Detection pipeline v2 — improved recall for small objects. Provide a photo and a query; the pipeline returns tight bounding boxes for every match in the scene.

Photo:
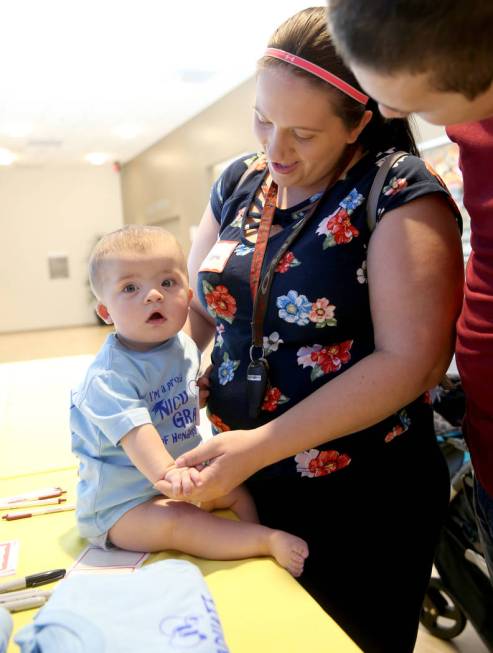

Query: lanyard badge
[246,349,269,419]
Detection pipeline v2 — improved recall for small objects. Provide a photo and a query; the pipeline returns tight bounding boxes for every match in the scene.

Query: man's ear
[96,303,113,325]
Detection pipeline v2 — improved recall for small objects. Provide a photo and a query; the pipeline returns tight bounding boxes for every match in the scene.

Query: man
[327,0,493,581]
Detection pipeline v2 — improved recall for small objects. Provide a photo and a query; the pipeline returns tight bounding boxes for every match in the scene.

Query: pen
[0,589,52,604]
[0,498,67,511]
[2,595,49,613]
[0,569,66,593]
[0,487,66,505]
[2,504,75,521]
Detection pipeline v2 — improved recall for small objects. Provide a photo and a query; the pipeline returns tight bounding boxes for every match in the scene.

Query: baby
[70,225,308,576]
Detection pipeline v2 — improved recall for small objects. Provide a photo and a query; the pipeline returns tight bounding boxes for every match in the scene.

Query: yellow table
[0,467,361,652]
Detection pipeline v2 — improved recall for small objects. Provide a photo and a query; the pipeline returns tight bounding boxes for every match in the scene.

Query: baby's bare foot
[269,531,309,577]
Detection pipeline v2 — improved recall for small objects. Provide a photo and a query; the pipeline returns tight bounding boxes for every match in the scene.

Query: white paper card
[0,540,19,577]
[68,545,148,576]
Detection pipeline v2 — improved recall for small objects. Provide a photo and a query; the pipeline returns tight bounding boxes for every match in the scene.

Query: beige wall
[0,166,123,333]
[120,78,448,257]
[120,77,258,253]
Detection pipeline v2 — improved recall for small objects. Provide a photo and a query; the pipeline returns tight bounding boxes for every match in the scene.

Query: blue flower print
[218,352,240,386]
[235,243,254,256]
[277,290,311,326]
[340,188,364,212]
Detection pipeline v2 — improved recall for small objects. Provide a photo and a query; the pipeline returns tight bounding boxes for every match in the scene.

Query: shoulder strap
[366,151,407,231]
[232,154,267,196]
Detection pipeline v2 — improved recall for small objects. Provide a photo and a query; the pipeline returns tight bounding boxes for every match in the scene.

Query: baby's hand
[155,465,202,498]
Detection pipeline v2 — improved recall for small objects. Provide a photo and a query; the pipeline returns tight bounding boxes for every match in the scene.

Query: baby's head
[89,225,192,351]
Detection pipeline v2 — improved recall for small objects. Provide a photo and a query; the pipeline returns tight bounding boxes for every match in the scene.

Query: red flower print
[262,387,282,412]
[308,450,351,477]
[326,208,359,244]
[205,285,237,321]
[295,449,351,477]
[208,413,231,432]
[310,340,352,374]
[261,387,289,412]
[276,251,295,273]
[422,391,432,405]
[383,176,408,196]
[384,425,404,443]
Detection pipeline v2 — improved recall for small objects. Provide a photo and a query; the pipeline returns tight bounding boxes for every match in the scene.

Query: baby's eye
[122,283,137,293]
[161,279,175,288]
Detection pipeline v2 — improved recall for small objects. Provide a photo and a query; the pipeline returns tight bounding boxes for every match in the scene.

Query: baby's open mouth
[147,311,165,323]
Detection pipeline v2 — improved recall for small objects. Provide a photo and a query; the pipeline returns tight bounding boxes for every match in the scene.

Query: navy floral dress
[199,150,459,478]
[197,150,460,653]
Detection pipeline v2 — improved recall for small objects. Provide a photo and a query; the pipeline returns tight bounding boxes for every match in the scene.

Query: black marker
[0,569,66,593]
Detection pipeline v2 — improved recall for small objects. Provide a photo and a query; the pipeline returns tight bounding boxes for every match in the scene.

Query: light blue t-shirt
[15,560,229,653]
[0,607,12,653]
[71,332,202,539]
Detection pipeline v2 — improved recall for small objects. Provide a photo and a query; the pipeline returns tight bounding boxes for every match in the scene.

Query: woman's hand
[165,430,262,502]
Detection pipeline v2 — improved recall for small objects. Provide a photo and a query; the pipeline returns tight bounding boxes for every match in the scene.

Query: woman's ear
[347,109,373,144]
[96,303,113,325]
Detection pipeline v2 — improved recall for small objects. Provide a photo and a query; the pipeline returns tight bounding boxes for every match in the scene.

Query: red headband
[264,47,369,106]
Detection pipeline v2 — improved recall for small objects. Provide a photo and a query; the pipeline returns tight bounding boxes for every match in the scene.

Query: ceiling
[0,0,315,167]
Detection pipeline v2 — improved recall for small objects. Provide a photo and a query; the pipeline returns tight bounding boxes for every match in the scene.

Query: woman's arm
[184,203,219,352]
[173,194,464,500]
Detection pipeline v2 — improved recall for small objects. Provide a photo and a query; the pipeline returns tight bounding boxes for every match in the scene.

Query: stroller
[419,376,493,650]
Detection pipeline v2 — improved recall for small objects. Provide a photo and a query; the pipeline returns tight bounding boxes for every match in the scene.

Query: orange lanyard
[246,146,357,351]
[249,181,279,302]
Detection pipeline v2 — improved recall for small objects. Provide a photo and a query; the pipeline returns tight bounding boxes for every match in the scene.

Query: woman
[169,8,464,652]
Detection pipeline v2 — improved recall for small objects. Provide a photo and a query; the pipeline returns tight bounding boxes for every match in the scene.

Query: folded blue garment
[0,607,12,653]
[15,560,229,653]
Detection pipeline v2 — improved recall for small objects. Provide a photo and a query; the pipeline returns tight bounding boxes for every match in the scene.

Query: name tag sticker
[199,240,239,274]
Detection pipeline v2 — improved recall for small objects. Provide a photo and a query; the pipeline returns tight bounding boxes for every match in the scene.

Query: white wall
[413,116,447,145]
[0,166,123,333]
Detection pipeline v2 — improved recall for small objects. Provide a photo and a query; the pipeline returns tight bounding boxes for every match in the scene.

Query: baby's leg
[202,484,259,522]
[108,497,309,577]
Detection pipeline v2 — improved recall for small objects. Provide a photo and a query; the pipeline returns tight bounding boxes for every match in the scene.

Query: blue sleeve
[78,372,151,446]
[375,154,462,230]
[210,153,260,224]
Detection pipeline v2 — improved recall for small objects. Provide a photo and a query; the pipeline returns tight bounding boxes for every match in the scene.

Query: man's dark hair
[328,0,493,100]
[260,6,418,156]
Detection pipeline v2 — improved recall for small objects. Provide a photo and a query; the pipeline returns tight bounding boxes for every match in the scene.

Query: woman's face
[254,66,367,196]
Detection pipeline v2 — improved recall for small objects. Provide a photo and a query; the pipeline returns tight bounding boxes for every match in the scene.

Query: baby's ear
[96,303,113,325]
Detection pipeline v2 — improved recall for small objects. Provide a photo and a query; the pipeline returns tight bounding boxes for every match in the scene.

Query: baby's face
[98,244,192,351]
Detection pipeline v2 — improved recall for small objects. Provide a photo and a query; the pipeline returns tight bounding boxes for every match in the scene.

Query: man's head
[327,0,493,124]
[89,225,192,351]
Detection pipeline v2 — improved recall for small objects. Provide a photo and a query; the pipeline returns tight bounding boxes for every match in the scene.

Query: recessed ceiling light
[85,152,109,166]
[176,69,216,83]
[3,123,33,138]
[113,124,143,140]
[0,148,17,166]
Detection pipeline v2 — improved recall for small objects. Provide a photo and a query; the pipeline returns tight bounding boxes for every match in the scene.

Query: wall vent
[48,254,69,279]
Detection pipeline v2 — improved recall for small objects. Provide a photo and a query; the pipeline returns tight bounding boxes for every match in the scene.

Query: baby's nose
[145,288,164,302]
